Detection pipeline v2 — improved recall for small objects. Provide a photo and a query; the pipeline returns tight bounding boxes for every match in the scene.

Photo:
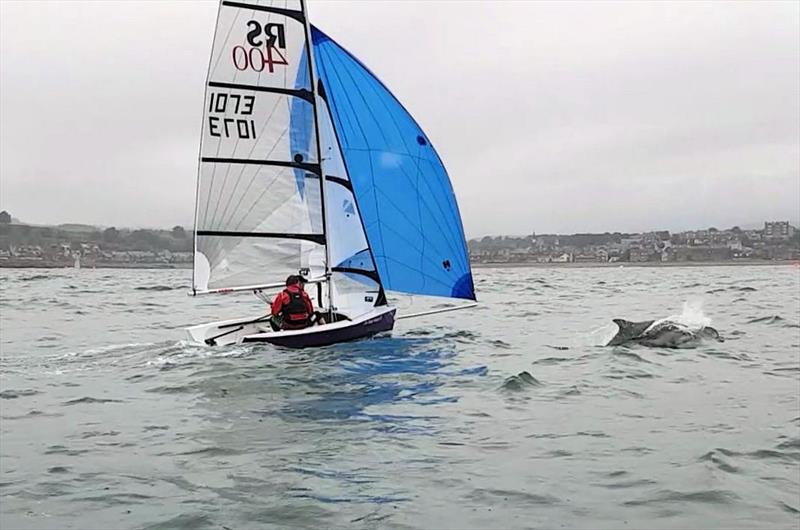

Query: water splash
[661,299,712,331]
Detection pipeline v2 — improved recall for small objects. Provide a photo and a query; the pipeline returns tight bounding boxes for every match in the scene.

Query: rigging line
[315,82,383,294]
[318,45,391,285]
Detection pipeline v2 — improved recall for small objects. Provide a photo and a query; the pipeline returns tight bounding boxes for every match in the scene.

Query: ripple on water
[468,488,561,505]
[0,389,41,399]
[62,397,124,406]
[624,489,740,507]
[699,450,741,474]
[746,315,785,325]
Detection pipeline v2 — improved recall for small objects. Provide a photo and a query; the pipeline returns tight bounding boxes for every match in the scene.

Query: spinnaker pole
[300,0,334,320]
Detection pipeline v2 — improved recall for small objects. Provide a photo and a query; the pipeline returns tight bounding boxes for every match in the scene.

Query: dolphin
[607,319,723,348]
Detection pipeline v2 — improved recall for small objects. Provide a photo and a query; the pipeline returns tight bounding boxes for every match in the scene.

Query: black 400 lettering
[208,92,257,139]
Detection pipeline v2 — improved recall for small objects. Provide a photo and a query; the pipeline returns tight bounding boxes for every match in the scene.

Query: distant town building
[763,221,795,240]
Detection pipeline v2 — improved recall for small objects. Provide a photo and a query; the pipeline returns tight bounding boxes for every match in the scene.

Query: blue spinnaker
[311,26,475,300]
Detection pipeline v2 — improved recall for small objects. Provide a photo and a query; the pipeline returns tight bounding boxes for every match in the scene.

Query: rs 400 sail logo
[232,21,288,73]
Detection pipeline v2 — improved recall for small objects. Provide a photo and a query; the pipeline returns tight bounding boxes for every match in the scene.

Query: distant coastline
[1,259,796,271]
[0,261,192,270]
[471,259,798,269]
[1,215,798,270]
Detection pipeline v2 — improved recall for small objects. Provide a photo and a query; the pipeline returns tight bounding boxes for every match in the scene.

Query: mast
[300,0,334,318]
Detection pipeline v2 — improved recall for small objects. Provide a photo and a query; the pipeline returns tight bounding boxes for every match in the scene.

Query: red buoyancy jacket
[271,285,314,329]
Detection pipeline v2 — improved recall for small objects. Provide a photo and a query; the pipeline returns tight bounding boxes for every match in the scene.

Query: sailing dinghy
[186,0,475,348]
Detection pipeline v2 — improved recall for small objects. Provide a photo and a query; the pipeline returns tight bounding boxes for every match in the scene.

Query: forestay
[311,27,475,301]
[193,0,324,293]
[289,32,383,315]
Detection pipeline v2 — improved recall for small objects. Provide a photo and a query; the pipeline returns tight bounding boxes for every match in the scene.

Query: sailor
[270,275,314,331]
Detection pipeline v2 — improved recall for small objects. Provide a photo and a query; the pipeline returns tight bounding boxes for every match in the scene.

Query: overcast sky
[1,0,798,237]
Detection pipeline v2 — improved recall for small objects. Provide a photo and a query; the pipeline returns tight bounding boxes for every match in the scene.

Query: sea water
[1,265,798,529]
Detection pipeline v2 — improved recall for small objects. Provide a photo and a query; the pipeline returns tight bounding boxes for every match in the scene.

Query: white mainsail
[193,0,325,294]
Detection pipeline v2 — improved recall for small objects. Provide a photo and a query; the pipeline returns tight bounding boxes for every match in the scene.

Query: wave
[134,285,179,291]
[0,389,40,399]
[624,489,739,506]
[532,356,572,365]
[468,488,560,505]
[62,396,124,406]
[776,438,800,450]
[177,446,243,457]
[708,446,800,463]
[19,274,51,282]
[501,371,542,391]
[746,315,784,324]
[699,450,740,474]
[779,502,800,514]
[597,478,658,489]
[611,350,651,363]
[1,409,64,420]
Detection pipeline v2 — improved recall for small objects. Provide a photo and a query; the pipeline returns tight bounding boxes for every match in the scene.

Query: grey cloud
[1,0,797,236]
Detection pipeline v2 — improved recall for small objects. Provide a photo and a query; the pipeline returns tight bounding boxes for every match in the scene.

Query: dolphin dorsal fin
[612,319,633,329]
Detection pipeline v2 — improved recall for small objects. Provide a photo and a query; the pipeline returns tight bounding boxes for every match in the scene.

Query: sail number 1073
[208,92,257,139]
